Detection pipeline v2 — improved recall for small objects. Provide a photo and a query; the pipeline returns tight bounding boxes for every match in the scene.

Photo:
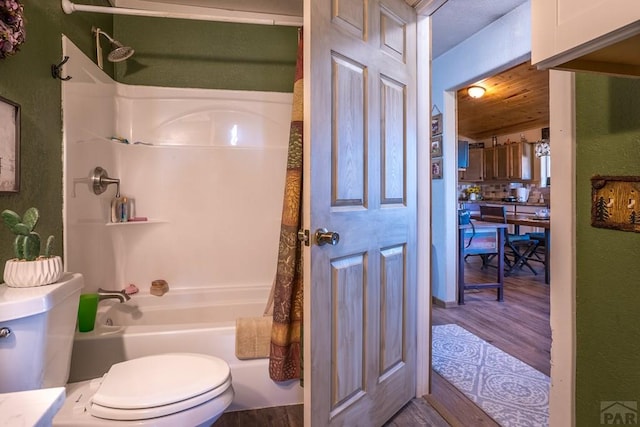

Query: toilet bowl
[54,353,234,426]
[0,273,234,426]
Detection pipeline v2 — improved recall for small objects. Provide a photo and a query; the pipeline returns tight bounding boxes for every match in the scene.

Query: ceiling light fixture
[467,86,486,99]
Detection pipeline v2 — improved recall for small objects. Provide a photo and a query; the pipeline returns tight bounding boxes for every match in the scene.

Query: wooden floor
[213,398,450,427]
[428,256,551,427]
[213,404,303,427]
[213,398,451,427]
[214,257,550,427]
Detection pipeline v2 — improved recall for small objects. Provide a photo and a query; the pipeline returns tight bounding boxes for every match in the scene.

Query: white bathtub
[68,286,303,411]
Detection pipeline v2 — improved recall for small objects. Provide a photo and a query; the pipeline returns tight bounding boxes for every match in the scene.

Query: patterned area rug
[432,324,550,427]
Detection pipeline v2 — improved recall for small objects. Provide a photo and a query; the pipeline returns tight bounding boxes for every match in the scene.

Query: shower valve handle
[315,228,340,246]
[91,166,120,196]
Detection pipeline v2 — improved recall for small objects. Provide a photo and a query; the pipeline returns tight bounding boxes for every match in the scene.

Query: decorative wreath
[0,0,25,59]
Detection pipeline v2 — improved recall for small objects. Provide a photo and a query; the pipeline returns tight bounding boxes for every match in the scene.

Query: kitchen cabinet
[483,143,532,181]
[459,148,483,182]
[495,145,509,180]
[532,0,640,76]
[508,142,533,180]
[483,148,497,181]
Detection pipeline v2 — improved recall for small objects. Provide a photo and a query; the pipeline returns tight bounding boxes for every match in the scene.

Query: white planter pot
[3,256,64,288]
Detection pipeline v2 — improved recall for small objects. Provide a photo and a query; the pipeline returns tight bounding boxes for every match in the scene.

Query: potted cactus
[2,207,63,287]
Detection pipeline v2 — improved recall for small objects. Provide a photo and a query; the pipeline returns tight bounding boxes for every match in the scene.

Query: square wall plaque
[591,175,640,232]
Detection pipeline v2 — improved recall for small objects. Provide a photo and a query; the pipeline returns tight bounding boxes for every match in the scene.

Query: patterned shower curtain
[269,31,303,383]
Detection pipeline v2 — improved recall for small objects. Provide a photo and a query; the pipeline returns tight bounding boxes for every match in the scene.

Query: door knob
[315,228,340,246]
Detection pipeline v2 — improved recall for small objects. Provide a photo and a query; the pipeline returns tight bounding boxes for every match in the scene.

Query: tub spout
[98,288,131,303]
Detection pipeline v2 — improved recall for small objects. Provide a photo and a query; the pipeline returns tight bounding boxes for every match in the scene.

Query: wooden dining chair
[479,205,538,275]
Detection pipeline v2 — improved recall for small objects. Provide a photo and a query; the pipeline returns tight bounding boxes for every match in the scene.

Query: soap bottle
[120,197,129,222]
[110,196,122,223]
[110,195,129,223]
[127,197,135,219]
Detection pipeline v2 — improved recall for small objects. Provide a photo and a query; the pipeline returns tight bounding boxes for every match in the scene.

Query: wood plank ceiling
[457,61,549,141]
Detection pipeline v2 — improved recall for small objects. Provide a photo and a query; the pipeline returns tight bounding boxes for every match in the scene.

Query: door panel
[307,0,417,425]
[333,0,367,38]
[332,53,366,207]
[380,5,407,62]
[380,76,406,205]
[331,254,366,410]
[380,245,406,376]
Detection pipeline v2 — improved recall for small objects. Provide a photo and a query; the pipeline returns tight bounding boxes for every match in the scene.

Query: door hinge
[297,229,310,246]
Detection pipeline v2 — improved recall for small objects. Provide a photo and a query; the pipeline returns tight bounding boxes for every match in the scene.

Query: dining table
[506,214,550,284]
[472,213,551,284]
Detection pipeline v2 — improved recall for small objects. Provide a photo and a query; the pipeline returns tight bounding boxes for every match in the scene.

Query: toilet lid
[88,353,231,420]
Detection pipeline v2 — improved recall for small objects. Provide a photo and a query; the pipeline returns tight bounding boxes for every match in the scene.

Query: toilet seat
[87,353,231,421]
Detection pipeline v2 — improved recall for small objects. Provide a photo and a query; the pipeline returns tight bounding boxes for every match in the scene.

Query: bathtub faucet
[98,288,131,303]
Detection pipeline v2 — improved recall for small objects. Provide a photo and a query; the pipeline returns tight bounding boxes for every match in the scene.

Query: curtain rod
[61,0,302,26]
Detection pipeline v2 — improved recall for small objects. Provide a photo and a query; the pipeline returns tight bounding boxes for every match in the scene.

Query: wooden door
[305,0,417,425]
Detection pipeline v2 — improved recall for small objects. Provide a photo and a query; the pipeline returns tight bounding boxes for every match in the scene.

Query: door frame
[415,12,432,398]
[546,69,576,427]
[420,69,576,426]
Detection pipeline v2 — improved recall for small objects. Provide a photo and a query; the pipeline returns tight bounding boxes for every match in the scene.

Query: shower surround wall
[63,37,291,294]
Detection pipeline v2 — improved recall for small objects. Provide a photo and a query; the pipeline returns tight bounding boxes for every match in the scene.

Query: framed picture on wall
[431,135,443,157]
[431,158,443,180]
[431,113,443,137]
[0,96,20,193]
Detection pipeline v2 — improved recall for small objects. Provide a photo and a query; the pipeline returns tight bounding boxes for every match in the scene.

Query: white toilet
[0,273,234,426]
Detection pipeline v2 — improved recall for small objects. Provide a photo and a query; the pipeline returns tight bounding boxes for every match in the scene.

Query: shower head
[91,26,135,69]
[107,41,135,63]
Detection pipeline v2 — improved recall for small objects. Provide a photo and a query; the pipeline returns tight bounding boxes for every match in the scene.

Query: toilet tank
[0,273,83,392]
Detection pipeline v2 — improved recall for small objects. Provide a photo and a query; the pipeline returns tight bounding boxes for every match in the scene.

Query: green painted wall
[576,73,640,425]
[0,3,296,276]
[114,16,298,92]
[0,1,112,272]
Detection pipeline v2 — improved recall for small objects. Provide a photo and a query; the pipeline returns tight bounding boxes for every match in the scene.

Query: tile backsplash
[458,182,550,205]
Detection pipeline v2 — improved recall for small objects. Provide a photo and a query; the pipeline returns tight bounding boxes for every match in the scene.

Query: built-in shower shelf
[76,136,124,145]
[105,219,167,227]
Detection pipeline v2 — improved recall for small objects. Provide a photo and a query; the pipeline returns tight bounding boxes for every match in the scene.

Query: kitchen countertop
[459,199,548,207]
